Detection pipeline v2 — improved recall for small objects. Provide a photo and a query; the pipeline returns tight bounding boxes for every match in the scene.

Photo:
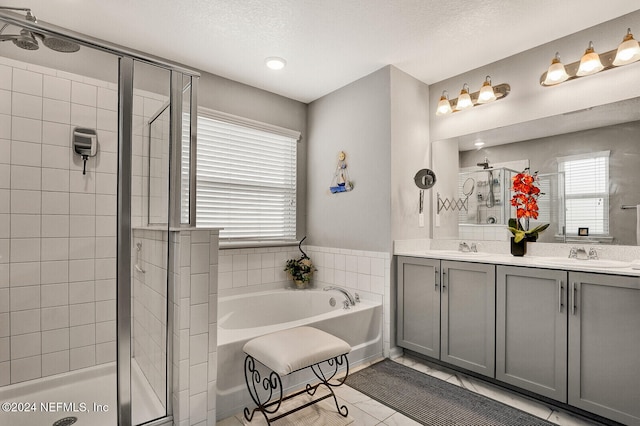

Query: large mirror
[433,97,640,245]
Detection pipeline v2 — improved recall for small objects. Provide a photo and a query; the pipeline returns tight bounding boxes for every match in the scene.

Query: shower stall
[0,7,201,426]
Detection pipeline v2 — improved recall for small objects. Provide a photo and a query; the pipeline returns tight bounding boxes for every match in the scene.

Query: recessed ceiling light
[474,141,485,147]
[265,57,286,70]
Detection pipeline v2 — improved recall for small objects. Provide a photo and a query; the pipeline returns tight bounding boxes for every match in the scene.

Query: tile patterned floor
[217,354,603,425]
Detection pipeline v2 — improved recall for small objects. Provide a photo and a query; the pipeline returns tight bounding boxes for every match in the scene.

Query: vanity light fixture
[265,56,286,70]
[436,76,510,116]
[613,28,640,66]
[454,83,473,111]
[576,41,604,76]
[477,76,497,104]
[540,28,640,86]
[436,91,453,116]
[543,52,570,85]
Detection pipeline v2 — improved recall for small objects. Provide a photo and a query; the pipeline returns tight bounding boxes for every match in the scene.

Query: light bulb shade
[613,31,640,66]
[436,96,452,115]
[477,81,496,104]
[543,54,569,85]
[576,43,604,76]
[454,92,473,110]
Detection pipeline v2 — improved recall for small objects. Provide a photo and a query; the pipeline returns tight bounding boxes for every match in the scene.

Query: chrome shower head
[12,29,39,50]
[39,34,80,53]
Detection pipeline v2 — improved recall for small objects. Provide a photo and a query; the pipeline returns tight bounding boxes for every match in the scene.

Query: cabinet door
[397,256,441,358]
[568,272,640,425]
[441,260,495,377]
[496,266,567,402]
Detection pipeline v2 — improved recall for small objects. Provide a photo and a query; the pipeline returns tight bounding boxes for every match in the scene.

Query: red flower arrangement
[508,168,549,242]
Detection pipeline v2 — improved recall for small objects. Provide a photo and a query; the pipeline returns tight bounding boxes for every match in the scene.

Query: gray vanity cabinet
[396,256,441,358]
[568,272,640,426]
[440,260,495,377]
[496,266,567,402]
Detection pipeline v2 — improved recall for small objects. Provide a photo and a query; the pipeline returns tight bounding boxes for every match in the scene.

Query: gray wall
[197,72,308,240]
[390,66,430,241]
[460,121,640,245]
[306,66,392,252]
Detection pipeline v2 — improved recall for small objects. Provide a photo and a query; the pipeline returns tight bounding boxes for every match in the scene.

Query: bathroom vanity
[396,251,640,426]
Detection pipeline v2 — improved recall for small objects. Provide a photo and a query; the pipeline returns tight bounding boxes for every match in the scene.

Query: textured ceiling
[6,0,640,103]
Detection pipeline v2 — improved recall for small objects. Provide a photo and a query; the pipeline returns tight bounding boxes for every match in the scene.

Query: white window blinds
[558,151,610,235]
[195,110,299,242]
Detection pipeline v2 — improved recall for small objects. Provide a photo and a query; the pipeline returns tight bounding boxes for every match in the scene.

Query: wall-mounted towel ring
[135,242,146,273]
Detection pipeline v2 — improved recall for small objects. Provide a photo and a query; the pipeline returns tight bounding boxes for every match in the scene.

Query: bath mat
[345,359,555,426]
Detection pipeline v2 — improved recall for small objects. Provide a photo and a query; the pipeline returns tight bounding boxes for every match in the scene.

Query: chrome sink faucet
[323,286,357,306]
[569,247,588,259]
[588,247,599,260]
[458,242,477,253]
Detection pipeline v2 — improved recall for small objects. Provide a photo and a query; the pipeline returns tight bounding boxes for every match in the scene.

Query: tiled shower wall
[0,57,119,385]
[0,56,169,387]
[217,244,392,356]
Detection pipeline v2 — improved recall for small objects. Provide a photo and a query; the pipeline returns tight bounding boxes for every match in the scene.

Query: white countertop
[395,248,640,277]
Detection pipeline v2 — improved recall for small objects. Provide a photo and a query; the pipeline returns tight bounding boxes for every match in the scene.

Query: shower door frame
[0,9,199,426]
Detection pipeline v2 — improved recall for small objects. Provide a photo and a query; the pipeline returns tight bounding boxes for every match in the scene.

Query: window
[558,151,610,236]
[193,109,300,242]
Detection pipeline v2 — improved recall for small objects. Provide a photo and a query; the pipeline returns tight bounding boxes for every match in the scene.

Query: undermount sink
[429,250,490,257]
[537,257,631,269]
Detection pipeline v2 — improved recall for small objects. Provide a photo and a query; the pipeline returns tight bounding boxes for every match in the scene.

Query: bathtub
[216,289,383,420]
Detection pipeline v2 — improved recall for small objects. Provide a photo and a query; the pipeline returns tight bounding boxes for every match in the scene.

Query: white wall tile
[69,237,95,260]
[11,355,41,383]
[42,122,70,147]
[0,139,8,164]
[95,258,115,280]
[95,237,116,259]
[12,93,42,120]
[43,75,71,101]
[69,216,95,238]
[70,103,96,128]
[0,190,7,213]
[69,281,95,304]
[11,116,41,144]
[97,88,117,111]
[0,90,9,115]
[96,320,115,343]
[42,350,69,376]
[41,283,68,307]
[41,215,69,238]
[69,170,95,193]
[0,313,8,337]
[0,164,8,189]
[10,262,40,286]
[0,289,7,313]
[95,300,115,322]
[11,165,41,190]
[95,216,115,237]
[41,306,69,331]
[42,328,69,354]
[10,309,40,335]
[70,300,96,329]
[189,334,208,366]
[189,362,207,395]
[95,279,115,301]
[40,261,68,284]
[96,341,115,364]
[97,108,117,132]
[95,194,116,216]
[42,168,69,192]
[10,214,40,238]
[12,190,40,214]
[10,285,40,310]
[12,69,42,96]
[70,323,95,347]
[69,259,94,283]
[0,337,7,362]
[0,65,11,91]
[72,82,97,107]
[190,274,208,305]
[190,304,207,336]
[42,145,70,170]
[10,238,40,262]
[95,172,116,195]
[70,193,95,216]
[70,345,94,370]
[43,98,71,124]
[11,332,41,359]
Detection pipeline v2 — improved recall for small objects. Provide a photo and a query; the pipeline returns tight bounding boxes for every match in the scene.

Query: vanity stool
[242,326,351,424]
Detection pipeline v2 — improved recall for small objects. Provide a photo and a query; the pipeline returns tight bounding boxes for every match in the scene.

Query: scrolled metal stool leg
[243,354,283,424]
[310,354,350,417]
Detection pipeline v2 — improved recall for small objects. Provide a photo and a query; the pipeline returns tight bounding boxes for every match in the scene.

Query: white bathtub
[216,289,383,420]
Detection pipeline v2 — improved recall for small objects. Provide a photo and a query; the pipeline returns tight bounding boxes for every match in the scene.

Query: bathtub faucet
[323,286,357,306]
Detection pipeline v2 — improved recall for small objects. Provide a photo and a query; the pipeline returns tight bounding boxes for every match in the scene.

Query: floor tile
[547,409,602,426]
[382,412,422,425]
[353,397,396,422]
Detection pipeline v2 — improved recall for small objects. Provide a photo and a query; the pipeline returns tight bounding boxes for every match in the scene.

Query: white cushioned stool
[242,326,351,424]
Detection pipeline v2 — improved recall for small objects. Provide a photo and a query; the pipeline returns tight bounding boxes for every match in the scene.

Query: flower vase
[510,237,527,257]
[294,280,308,289]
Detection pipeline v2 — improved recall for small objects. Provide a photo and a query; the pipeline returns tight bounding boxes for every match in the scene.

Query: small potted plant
[508,168,549,256]
[284,237,316,289]
[284,256,316,289]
